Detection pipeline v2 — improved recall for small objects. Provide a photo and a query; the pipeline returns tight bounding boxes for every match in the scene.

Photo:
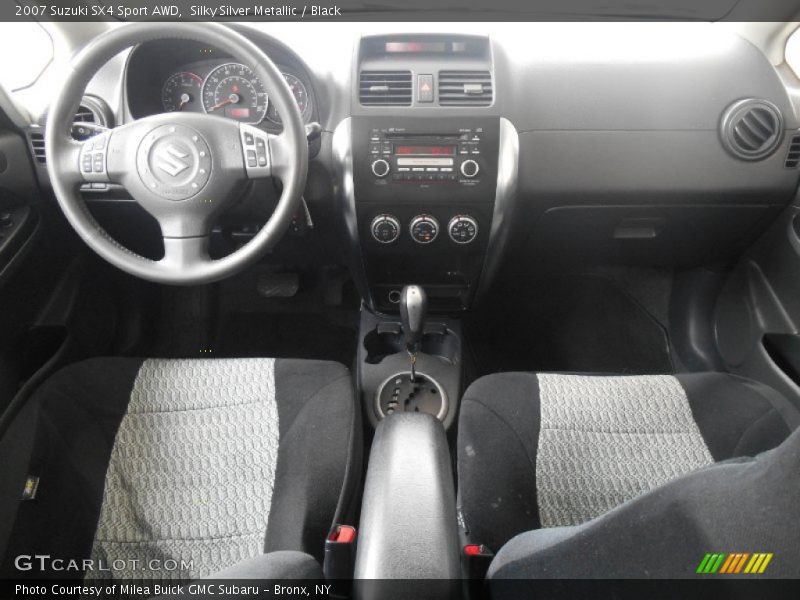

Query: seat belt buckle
[463,543,494,580]
[323,525,356,596]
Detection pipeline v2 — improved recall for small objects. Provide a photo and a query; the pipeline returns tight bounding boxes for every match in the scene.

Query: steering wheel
[45,23,308,285]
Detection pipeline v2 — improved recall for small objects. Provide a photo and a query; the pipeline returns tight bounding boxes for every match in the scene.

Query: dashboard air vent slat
[72,99,107,141]
[74,106,96,123]
[29,132,46,164]
[359,71,412,106]
[438,70,493,107]
[784,134,800,168]
[720,99,782,161]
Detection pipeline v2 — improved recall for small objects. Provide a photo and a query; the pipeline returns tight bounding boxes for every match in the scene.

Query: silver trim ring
[374,371,449,421]
[370,214,401,244]
[409,214,440,244]
[447,214,479,244]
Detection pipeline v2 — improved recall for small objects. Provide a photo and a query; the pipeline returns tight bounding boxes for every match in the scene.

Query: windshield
[0,20,53,91]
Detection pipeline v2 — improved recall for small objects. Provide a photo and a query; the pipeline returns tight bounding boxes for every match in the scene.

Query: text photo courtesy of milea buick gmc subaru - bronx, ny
[0,1,800,599]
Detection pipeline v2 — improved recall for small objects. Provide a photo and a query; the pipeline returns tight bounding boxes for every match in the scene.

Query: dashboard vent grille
[359,71,412,106]
[784,134,800,168]
[721,99,782,161]
[74,105,96,124]
[438,71,493,106]
[29,132,46,164]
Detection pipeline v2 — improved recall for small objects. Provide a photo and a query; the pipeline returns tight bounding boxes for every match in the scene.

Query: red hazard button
[418,74,434,103]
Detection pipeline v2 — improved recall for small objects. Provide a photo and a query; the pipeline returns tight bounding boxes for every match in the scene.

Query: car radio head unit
[368,129,483,183]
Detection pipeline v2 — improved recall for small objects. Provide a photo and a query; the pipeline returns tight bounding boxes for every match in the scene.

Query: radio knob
[448,215,479,244]
[371,159,391,178]
[409,215,440,244]
[460,159,480,178]
[370,214,401,244]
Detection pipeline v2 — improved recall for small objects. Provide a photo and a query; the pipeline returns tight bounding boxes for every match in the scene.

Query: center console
[353,116,501,313]
[331,34,519,431]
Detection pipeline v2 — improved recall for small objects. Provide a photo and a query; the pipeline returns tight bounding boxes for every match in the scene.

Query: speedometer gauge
[265,73,311,125]
[201,63,268,124]
[162,71,203,112]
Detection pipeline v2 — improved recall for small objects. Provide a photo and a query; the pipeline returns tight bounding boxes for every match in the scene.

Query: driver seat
[0,357,360,581]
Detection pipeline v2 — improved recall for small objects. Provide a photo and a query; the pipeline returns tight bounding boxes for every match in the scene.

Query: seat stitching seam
[95,531,263,543]
[540,426,704,435]
[125,398,268,415]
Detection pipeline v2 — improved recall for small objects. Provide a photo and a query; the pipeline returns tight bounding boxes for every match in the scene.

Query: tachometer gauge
[201,63,268,124]
[161,71,203,112]
[265,73,311,125]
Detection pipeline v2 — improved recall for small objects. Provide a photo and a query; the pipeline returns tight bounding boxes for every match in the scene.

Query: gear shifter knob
[400,285,428,353]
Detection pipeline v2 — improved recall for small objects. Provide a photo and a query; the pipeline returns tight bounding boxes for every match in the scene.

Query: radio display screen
[394,145,456,156]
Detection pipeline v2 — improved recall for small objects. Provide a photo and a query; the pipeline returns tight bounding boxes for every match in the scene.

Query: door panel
[715,203,800,409]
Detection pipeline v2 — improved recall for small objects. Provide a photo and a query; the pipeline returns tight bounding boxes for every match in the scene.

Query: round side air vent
[720,99,783,161]
[71,95,113,141]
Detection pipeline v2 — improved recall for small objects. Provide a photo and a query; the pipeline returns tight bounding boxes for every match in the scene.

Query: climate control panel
[370,214,401,244]
[448,215,479,244]
[409,215,439,244]
[369,213,479,245]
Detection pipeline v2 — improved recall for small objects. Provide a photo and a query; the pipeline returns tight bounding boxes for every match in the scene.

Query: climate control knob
[370,214,401,244]
[460,159,480,178]
[371,159,391,178]
[409,215,440,244]
[448,215,479,244]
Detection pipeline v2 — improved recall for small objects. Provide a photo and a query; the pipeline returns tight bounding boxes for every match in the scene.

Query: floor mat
[467,273,673,377]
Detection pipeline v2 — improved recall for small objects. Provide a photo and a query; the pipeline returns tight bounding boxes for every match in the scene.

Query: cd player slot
[384,133,462,140]
[397,157,455,167]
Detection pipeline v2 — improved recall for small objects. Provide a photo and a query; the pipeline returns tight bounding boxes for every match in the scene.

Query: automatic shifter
[400,285,428,381]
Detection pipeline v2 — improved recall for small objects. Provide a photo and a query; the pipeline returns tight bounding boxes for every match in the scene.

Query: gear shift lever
[400,285,427,381]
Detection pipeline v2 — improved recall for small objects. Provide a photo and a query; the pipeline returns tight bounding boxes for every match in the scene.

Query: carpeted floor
[466,272,673,377]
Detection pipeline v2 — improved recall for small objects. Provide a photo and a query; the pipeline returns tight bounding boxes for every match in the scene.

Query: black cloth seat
[487,427,800,586]
[0,357,360,581]
[457,372,799,555]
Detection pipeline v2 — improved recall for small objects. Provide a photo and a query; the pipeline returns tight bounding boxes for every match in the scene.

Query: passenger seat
[457,372,800,561]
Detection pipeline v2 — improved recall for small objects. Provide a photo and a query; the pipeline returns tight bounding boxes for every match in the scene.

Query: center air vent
[359,71,412,106]
[720,99,783,161]
[438,71,493,107]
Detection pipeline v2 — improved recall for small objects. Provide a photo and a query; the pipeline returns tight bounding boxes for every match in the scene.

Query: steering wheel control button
[371,158,391,178]
[256,138,268,167]
[137,124,211,201]
[448,215,479,244]
[239,123,271,178]
[79,133,111,182]
[371,214,401,244]
[410,215,440,244]
[460,159,480,178]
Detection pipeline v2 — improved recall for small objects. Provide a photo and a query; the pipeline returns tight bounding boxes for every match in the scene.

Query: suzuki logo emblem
[155,145,191,177]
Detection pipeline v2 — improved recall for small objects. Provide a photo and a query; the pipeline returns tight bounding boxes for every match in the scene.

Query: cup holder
[363,324,459,365]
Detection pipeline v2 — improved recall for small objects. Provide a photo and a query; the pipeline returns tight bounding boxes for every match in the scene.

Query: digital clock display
[395,145,456,156]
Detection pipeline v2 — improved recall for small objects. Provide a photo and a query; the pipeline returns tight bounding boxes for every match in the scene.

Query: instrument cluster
[159,61,313,126]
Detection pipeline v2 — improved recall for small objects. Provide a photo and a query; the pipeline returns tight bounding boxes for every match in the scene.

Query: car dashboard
[9,22,800,315]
